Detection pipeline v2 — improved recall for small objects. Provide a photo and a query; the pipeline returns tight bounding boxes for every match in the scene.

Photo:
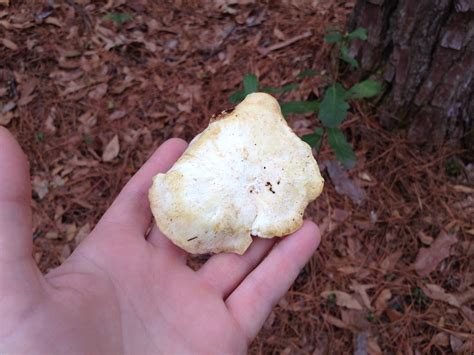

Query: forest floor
[1,1,473,354]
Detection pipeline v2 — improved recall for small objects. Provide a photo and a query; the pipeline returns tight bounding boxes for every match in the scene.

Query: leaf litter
[1,0,473,353]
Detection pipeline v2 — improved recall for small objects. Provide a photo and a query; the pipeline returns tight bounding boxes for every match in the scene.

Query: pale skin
[0,127,320,354]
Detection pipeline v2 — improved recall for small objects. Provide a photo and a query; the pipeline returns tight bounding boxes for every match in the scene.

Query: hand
[0,127,320,354]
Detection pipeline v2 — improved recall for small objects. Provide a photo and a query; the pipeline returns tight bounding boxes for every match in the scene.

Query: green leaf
[262,83,299,95]
[324,32,343,43]
[297,69,318,78]
[280,101,319,117]
[319,84,349,127]
[347,28,368,41]
[346,80,382,100]
[228,90,246,104]
[346,79,382,99]
[103,12,134,25]
[327,128,356,168]
[243,74,258,95]
[340,45,359,69]
[302,128,323,150]
[228,73,259,104]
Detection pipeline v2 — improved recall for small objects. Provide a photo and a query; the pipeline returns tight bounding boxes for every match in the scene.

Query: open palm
[0,127,320,354]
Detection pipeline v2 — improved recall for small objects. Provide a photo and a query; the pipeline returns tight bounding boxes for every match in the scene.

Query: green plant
[228,27,381,168]
[103,12,134,25]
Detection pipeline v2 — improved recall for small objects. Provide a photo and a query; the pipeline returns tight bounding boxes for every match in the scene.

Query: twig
[258,31,312,56]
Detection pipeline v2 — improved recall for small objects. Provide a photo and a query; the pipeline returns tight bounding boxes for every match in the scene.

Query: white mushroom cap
[149,93,324,254]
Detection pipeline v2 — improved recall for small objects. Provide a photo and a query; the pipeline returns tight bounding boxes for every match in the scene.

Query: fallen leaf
[421,284,461,307]
[45,17,62,27]
[379,250,403,274]
[59,244,71,263]
[45,231,59,240]
[461,305,474,322]
[412,231,458,276]
[32,176,49,199]
[75,223,91,245]
[0,0,11,6]
[450,335,463,353]
[417,231,434,245]
[18,80,36,106]
[2,101,16,113]
[1,38,18,50]
[78,111,97,128]
[374,289,392,315]
[324,160,366,205]
[349,282,375,309]
[88,83,108,100]
[108,110,127,121]
[385,307,403,322]
[64,223,77,242]
[452,184,474,193]
[431,332,449,347]
[367,337,382,355]
[322,313,348,329]
[102,135,120,162]
[455,287,474,304]
[321,291,363,310]
[44,110,57,133]
[0,111,13,125]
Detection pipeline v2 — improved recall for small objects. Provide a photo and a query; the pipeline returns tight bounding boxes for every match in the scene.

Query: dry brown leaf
[64,223,77,242]
[322,314,348,329]
[45,110,57,133]
[88,83,108,100]
[102,135,120,162]
[108,110,127,121]
[1,38,18,50]
[421,284,461,307]
[350,282,375,310]
[449,335,463,353]
[431,332,449,347]
[367,337,382,355]
[18,81,36,106]
[374,289,392,315]
[452,184,474,193]
[75,223,91,245]
[45,231,59,240]
[321,291,363,310]
[385,307,403,322]
[456,287,474,304]
[32,176,49,200]
[0,111,14,125]
[45,17,62,27]
[379,250,403,274]
[60,244,71,262]
[412,231,458,276]
[417,230,434,245]
[325,160,366,205]
[0,0,10,6]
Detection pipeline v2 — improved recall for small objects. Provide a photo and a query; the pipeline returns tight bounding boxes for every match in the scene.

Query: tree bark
[348,0,473,153]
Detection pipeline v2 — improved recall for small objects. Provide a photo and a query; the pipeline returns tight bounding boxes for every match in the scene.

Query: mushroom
[149,93,324,254]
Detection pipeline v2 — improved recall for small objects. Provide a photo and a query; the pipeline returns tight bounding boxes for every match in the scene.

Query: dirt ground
[1,1,473,353]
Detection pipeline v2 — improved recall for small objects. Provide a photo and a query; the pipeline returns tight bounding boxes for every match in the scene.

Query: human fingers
[95,138,187,239]
[147,224,187,262]
[225,221,320,342]
[197,238,275,298]
[0,127,33,262]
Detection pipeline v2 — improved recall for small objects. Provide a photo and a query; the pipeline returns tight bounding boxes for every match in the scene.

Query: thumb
[0,127,33,262]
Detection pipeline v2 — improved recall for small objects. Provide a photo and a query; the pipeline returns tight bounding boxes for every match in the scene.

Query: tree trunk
[347,0,473,153]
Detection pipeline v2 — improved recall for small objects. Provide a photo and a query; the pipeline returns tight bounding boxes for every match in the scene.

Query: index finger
[95,138,188,239]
